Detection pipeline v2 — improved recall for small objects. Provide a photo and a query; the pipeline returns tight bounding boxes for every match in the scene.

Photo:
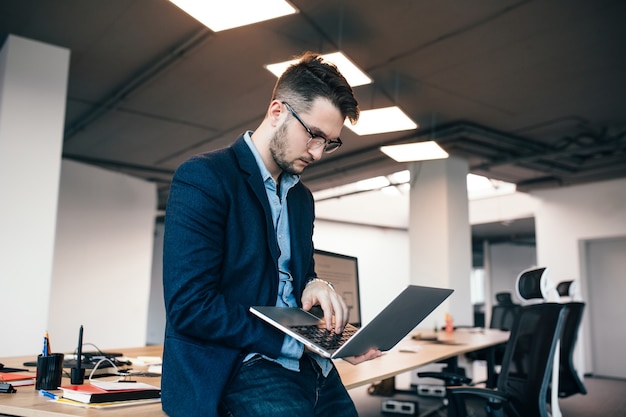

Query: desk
[0,329,508,417]
[0,346,164,417]
[336,328,509,390]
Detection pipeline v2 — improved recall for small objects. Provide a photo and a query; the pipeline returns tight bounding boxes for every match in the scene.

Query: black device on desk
[23,351,128,377]
[0,383,16,393]
[0,362,28,373]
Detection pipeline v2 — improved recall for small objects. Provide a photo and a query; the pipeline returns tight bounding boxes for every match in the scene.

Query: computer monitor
[313,249,362,326]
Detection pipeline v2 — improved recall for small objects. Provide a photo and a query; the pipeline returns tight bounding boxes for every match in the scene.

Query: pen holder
[35,353,64,390]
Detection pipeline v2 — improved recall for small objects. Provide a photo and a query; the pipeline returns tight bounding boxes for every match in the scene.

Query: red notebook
[0,372,35,387]
[59,383,160,404]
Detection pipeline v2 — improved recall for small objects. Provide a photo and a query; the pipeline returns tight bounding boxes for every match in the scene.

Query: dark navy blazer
[161,135,317,417]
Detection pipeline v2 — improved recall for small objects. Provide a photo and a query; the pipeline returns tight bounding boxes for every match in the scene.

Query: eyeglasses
[282,101,343,154]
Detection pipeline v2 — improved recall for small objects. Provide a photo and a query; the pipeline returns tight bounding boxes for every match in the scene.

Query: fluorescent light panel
[380,141,449,162]
[346,106,418,135]
[169,0,297,32]
[266,51,372,87]
[356,176,390,191]
[313,170,515,201]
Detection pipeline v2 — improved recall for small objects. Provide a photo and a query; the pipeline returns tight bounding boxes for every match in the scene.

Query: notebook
[250,284,453,359]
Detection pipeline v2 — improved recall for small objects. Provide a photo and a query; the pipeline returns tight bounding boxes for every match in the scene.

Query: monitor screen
[313,249,361,326]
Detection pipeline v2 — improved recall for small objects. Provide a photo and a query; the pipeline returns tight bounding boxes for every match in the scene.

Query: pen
[76,325,83,372]
[42,334,49,357]
[45,331,51,355]
[39,390,58,400]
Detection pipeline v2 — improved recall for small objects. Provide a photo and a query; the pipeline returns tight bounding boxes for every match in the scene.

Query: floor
[349,375,626,417]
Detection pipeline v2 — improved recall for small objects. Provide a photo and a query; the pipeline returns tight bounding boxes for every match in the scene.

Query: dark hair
[272,52,359,124]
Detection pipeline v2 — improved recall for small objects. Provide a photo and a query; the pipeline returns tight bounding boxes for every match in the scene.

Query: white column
[408,156,473,328]
[0,35,70,356]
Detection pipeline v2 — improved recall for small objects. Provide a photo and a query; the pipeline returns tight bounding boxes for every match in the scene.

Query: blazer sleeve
[163,151,284,359]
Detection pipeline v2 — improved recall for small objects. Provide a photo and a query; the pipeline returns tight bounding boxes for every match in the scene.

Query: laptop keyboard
[292,325,358,350]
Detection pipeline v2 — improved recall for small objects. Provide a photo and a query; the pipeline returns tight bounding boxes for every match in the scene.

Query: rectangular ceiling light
[380,141,449,162]
[345,106,418,135]
[266,51,372,87]
[169,0,298,32]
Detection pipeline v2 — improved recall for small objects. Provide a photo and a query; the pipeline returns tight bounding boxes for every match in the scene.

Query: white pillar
[0,35,70,356]
[408,157,473,328]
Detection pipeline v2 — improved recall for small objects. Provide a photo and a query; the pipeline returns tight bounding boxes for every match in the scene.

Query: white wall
[147,221,166,345]
[0,35,69,357]
[313,221,410,325]
[0,159,157,357]
[532,177,626,375]
[488,242,537,302]
[45,160,157,355]
[532,178,626,286]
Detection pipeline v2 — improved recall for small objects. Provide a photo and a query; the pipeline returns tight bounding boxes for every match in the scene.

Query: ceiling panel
[0,0,624,218]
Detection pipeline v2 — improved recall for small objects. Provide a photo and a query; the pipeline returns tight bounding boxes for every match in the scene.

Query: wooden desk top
[0,329,508,417]
[336,328,509,389]
[0,346,165,417]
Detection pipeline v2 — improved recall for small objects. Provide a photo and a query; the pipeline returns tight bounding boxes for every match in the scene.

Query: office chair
[490,292,520,331]
[519,273,588,397]
[551,280,587,399]
[445,302,567,417]
[556,280,578,301]
[461,292,520,387]
[552,301,587,398]
[515,266,560,303]
[515,266,564,417]
[414,293,520,415]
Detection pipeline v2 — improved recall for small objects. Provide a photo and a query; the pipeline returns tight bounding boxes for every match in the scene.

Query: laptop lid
[250,284,453,359]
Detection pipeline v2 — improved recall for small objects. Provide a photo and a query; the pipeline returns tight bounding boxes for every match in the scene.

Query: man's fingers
[343,349,383,365]
[302,279,349,333]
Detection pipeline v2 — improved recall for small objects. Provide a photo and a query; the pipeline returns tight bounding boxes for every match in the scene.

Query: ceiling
[1,0,625,214]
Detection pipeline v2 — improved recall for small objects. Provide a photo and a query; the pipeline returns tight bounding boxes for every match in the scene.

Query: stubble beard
[269,122,303,176]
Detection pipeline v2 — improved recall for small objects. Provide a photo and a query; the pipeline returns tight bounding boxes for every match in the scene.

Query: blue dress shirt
[243,132,333,376]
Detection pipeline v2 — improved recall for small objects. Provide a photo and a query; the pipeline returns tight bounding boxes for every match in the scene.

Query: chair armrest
[447,386,509,403]
[417,371,472,386]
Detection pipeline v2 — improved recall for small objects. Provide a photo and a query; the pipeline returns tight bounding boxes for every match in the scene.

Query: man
[162,52,380,417]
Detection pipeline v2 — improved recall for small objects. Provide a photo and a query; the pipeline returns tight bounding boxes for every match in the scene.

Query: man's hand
[343,348,383,365]
[301,279,348,333]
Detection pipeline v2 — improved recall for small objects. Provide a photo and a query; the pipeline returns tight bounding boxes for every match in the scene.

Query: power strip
[417,383,446,397]
[381,399,418,415]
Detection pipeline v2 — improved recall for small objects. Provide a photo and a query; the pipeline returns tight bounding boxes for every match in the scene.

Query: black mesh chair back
[516,267,549,301]
[556,281,574,298]
[554,302,587,398]
[448,303,567,417]
[490,304,520,331]
[490,292,520,331]
[495,292,514,305]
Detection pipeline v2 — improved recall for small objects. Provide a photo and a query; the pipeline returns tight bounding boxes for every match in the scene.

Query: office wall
[313,221,410,325]
[533,177,626,287]
[532,177,626,375]
[147,221,166,345]
[0,35,69,357]
[488,243,537,302]
[45,159,157,355]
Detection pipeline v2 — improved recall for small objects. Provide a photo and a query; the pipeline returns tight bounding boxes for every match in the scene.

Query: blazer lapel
[231,136,280,264]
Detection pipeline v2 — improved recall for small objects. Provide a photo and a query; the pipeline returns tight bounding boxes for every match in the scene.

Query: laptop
[250,284,453,359]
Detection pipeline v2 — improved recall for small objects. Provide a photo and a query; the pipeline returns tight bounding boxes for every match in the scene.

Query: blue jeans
[218,354,358,417]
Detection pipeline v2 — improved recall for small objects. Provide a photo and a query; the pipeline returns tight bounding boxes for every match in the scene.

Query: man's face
[269,98,344,176]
